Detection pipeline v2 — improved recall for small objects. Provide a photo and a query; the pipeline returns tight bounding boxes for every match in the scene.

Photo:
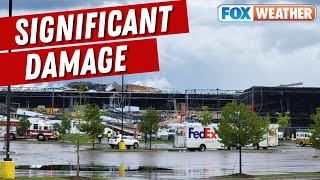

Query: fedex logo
[218,5,316,22]
[176,130,185,136]
[189,127,217,139]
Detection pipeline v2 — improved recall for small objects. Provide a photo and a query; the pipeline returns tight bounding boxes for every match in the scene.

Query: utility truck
[174,123,224,151]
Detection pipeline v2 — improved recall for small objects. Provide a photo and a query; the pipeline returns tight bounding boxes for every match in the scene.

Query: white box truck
[258,124,279,149]
[174,123,224,151]
[247,124,279,149]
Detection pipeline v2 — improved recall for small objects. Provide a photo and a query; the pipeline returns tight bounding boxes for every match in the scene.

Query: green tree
[61,110,72,134]
[55,110,72,141]
[276,112,290,137]
[217,101,269,174]
[53,123,61,132]
[18,114,30,135]
[80,104,105,150]
[310,108,320,149]
[200,106,212,126]
[66,133,90,177]
[251,115,270,147]
[139,107,160,149]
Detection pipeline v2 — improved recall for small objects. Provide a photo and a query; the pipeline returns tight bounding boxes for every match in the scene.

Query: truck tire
[133,142,139,149]
[299,141,305,146]
[9,133,16,140]
[199,144,206,152]
[37,134,46,141]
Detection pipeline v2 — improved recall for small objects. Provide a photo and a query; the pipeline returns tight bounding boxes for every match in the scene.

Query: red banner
[0,0,189,51]
[0,39,159,86]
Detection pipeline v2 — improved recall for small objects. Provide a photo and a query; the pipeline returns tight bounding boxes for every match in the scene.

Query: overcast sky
[0,0,319,92]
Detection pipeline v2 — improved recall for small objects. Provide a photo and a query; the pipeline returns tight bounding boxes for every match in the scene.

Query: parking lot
[0,139,318,179]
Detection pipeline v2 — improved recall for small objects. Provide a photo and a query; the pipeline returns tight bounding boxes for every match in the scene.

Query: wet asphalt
[0,139,319,179]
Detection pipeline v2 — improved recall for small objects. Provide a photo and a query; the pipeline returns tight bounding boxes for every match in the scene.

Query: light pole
[51,88,55,115]
[236,111,242,174]
[216,88,219,120]
[121,75,124,136]
[5,0,13,162]
[5,86,11,161]
[118,75,126,150]
[185,90,188,117]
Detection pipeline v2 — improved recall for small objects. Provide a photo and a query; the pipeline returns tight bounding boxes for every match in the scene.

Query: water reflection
[118,164,125,177]
[16,164,177,180]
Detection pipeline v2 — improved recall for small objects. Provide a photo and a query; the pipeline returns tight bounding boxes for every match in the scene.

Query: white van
[174,123,224,151]
[295,129,313,146]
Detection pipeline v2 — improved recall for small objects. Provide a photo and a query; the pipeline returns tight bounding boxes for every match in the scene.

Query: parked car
[108,135,139,149]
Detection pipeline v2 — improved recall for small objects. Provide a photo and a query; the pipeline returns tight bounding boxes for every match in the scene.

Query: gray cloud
[260,26,320,53]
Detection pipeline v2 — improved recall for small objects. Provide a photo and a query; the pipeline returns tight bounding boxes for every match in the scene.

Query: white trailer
[174,123,224,151]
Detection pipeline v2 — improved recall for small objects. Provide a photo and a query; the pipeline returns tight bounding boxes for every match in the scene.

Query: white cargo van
[174,123,224,151]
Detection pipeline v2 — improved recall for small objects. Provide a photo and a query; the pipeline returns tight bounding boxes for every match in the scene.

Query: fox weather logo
[218,5,316,22]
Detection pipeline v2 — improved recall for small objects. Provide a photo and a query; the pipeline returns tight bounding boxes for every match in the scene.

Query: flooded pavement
[0,140,319,179]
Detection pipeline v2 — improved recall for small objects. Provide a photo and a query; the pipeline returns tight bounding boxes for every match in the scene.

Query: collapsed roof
[0,103,17,115]
[67,82,161,93]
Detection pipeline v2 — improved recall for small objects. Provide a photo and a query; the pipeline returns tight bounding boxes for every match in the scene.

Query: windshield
[111,135,120,139]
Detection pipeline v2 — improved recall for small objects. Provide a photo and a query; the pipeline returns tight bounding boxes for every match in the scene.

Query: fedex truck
[174,123,224,151]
